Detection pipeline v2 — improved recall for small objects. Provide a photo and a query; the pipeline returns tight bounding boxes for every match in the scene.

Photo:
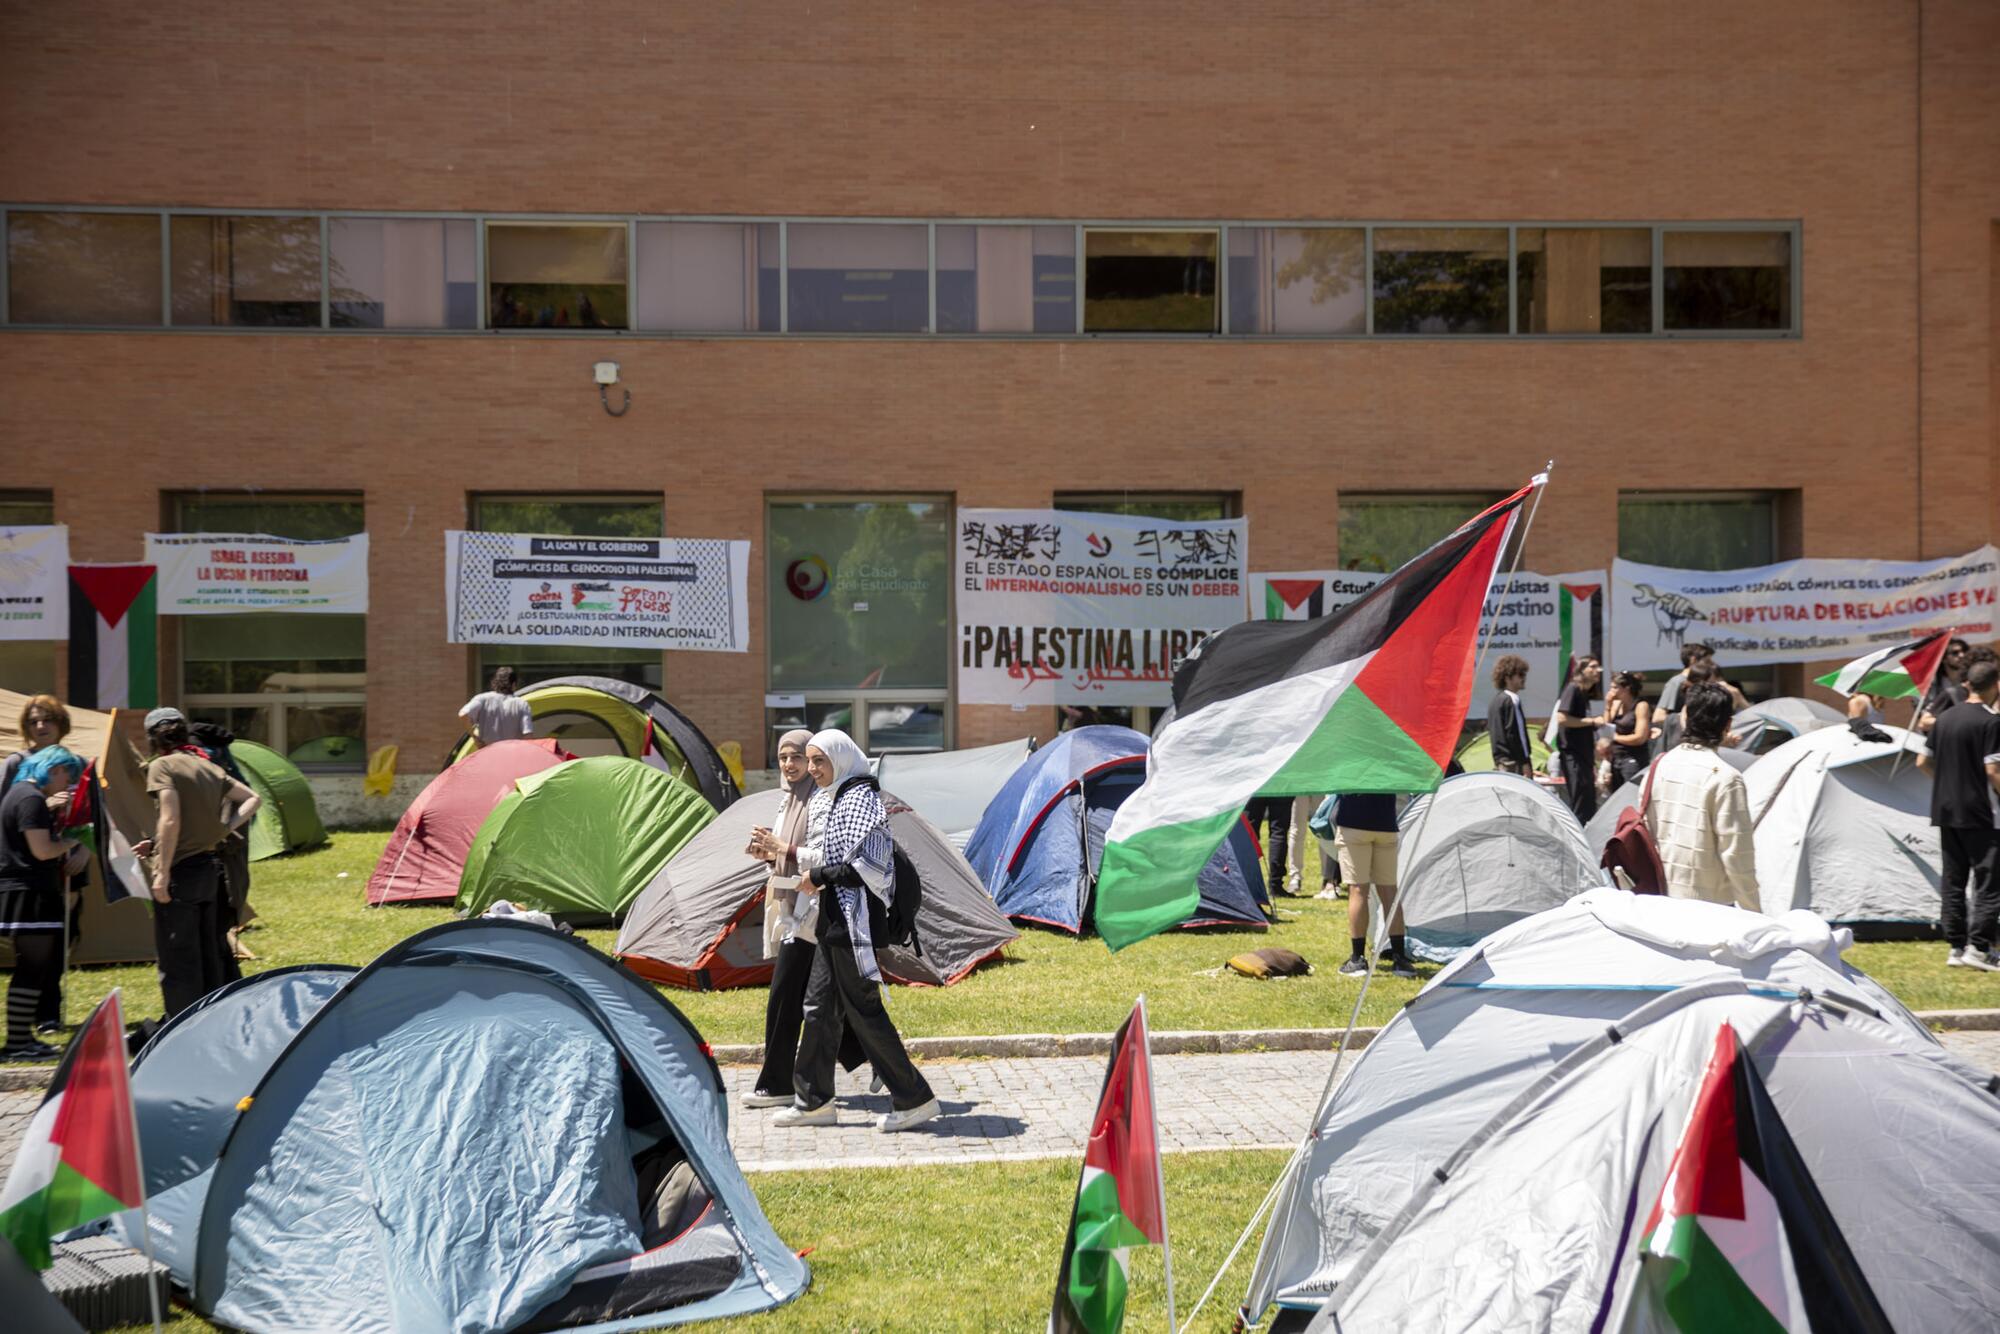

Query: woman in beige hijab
[742,729,819,1106]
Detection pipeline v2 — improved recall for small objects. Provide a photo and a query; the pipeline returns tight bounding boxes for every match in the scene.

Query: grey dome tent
[1390,771,1602,960]
[872,736,1035,848]
[1730,695,1845,755]
[617,787,1017,989]
[1581,746,1754,854]
[1743,722,1940,934]
[101,921,807,1332]
[1243,891,2000,1332]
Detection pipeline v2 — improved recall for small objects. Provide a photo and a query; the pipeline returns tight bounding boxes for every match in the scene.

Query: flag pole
[1887,625,1956,784]
[1138,996,1176,1334]
[108,990,165,1334]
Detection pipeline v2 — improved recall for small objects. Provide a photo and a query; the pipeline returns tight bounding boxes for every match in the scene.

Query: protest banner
[445,531,750,653]
[1610,546,2000,671]
[1247,569,1384,622]
[145,532,368,614]
[957,509,1248,705]
[0,525,68,639]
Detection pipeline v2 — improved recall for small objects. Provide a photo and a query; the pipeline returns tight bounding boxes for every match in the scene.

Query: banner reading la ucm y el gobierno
[445,530,750,652]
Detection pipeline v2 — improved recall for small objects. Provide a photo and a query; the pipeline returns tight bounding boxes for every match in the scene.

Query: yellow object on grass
[364,744,399,797]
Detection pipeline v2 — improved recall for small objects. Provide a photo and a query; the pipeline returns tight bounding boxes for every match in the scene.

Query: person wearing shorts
[1334,792,1412,978]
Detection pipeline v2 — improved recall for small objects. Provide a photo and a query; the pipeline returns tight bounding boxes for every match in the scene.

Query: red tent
[366,738,571,906]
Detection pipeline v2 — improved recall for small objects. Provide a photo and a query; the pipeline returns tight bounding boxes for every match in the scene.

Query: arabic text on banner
[0,525,69,640]
[957,508,1247,705]
[145,532,369,615]
[1610,545,2000,671]
[444,531,750,653]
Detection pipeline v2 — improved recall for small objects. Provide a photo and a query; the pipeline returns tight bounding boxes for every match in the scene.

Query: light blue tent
[101,922,808,1332]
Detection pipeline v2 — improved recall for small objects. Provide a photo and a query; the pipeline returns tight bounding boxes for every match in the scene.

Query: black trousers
[1244,796,1292,897]
[793,930,933,1113]
[1560,750,1598,824]
[156,853,227,1018]
[754,936,864,1096]
[1940,826,2000,952]
[6,932,62,1047]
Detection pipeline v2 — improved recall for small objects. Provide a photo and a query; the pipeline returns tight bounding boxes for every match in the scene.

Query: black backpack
[884,845,923,955]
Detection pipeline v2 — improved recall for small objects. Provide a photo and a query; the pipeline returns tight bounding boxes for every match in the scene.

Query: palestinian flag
[1094,479,1540,950]
[1264,578,1324,621]
[1813,629,1952,700]
[1051,999,1167,1334]
[67,564,157,710]
[0,992,144,1270]
[1638,1024,1891,1333]
[58,761,146,905]
[1558,580,1603,675]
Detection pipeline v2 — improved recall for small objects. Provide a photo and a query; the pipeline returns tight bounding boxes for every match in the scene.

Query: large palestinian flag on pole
[1813,628,1952,701]
[1050,999,1168,1334]
[1638,1023,1891,1333]
[1094,478,1541,950]
[0,992,144,1270]
[67,564,157,710]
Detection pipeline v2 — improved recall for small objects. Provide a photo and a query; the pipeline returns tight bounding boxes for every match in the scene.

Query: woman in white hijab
[771,728,940,1133]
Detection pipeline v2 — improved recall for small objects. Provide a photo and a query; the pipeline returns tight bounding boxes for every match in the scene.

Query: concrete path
[4,1032,1996,1177]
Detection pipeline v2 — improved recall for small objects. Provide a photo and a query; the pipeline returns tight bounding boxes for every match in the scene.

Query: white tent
[1731,695,1844,755]
[1391,772,1603,960]
[1743,723,1938,931]
[1242,891,1999,1333]
[872,737,1035,849]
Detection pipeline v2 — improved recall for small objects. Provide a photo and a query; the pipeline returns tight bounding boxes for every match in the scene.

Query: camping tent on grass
[872,736,1035,848]
[963,725,1268,934]
[1390,771,1602,960]
[617,788,1018,989]
[107,922,808,1332]
[232,738,327,861]
[1743,722,1939,933]
[366,738,570,906]
[457,756,716,925]
[1580,746,1755,854]
[1242,891,1999,1332]
[1731,694,1845,755]
[447,676,739,812]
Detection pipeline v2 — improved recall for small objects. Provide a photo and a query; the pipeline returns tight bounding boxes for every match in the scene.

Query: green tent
[233,738,329,861]
[1454,726,1552,774]
[457,756,716,924]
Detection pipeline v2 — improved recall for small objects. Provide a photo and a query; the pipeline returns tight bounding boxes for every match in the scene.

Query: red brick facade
[2,1,1995,763]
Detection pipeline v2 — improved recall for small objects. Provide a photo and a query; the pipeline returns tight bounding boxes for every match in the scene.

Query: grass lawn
[40,829,1998,1050]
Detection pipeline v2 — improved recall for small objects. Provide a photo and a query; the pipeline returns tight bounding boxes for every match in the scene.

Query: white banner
[0,525,68,640]
[445,531,750,653]
[1248,569,1385,622]
[1611,546,2000,671]
[145,532,368,614]
[957,509,1247,705]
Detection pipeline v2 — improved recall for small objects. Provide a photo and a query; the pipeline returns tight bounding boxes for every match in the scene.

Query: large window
[1516,228,1651,334]
[765,498,951,756]
[0,491,58,694]
[486,222,627,330]
[936,225,1076,334]
[634,222,778,332]
[1663,230,1792,332]
[1619,491,1784,701]
[1372,228,1509,335]
[785,224,929,334]
[176,496,367,769]
[1083,229,1218,333]
[330,218,477,329]
[170,214,322,327]
[6,212,161,326]
[469,494,665,690]
[1227,227,1365,335]
[1337,492,1505,572]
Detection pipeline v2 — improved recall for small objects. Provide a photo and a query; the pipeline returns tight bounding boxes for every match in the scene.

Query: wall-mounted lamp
[594,361,630,417]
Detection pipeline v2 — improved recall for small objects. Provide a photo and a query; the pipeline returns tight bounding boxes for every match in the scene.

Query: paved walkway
[4,1033,1996,1176]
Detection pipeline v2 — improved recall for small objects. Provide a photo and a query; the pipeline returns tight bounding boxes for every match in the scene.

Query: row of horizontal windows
[0,209,1799,338]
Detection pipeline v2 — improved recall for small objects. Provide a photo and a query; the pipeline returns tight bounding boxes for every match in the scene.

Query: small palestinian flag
[1558,580,1603,674]
[58,762,146,905]
[1051,999,1167,1334]
[1814,629,1952,701]
[0,992,144,1270]
[1638,1024,1891,1333]
[1094,478,1540,949]
[67,564,157,710]
[1264,578,1324,621]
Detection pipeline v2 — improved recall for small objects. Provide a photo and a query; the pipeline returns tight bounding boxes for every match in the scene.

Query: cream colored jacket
[1642,742,1759,909]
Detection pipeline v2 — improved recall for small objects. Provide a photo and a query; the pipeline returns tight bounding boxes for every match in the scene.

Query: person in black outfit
[1916,638,1971,735]
[1605,671,1653,791]
[1915,660,2000,970]
[1554,655,1606,823]
[1243,796,1294,898]
[1486,654,1533,776]
[1,746,87,1060]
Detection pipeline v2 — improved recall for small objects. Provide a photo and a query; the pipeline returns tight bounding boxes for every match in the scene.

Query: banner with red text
[957,509,1248,705]
[1610,546,2000,671]
[145,532,368,614]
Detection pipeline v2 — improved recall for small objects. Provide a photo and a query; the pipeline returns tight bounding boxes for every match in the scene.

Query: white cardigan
[1643,743,1760,909]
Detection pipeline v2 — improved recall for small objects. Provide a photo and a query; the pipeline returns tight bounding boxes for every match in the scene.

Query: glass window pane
[329,218,476,329]
[785,224,928,333]
[1516,228,1652,334]
[634,222,778,332]
[284,705,366,767]
[1084,230,1217,333]
[170,215,321,327]
[767,500,951,690]
[1371,227,1508,334]
[1663,230,1791,331]
[174,497,364,540]
[486,222,627,330]
[1617,494,1776,570]
[936,225,1076,334]
[868,701,945,752]
[6,211,162,325]
[1338,493,1503,572]
[184,705,273,751]
[1227,227,1364,335]
[1054,494,1233,522]
[182,613,366,693]
[0,491,55,527]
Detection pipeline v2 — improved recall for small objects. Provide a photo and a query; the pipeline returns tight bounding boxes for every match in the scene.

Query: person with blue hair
[1,744,87,1059]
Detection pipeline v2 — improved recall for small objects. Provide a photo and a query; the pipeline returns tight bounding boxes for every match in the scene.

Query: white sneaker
[1962,950,2000,973]
[1946,947,1967,967]
[772,1101,838,1127]
[876,1097,941,1133]
[742,1089,791,1108]
[1286,871,1302,894]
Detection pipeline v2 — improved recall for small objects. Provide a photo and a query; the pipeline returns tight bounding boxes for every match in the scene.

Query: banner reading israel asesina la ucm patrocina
[444,531,751,653]
[956,508,1248,706]
[1610,545,2000,671]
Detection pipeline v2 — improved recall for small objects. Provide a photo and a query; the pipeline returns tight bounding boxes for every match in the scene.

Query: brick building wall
[1,1,1994,764]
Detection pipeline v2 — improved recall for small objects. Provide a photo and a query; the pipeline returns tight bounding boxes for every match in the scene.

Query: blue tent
[963,725,1269,934]
[101,922,808,1332]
